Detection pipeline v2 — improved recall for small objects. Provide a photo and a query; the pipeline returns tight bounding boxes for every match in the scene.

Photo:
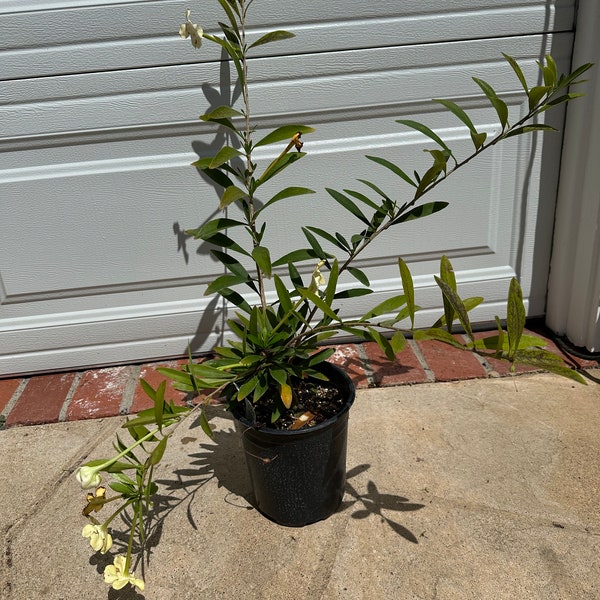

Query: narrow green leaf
[439,255,457,333]
[357,178,391,201]
[396,119,452,152]
[434,276,474,342]
[191,159,235,188]
[333,288,373,299]
[197,409,214,439]
[528,85,551,110]
[392,201,449,225]
[298,287,340,322]
[249,30,295,49]
[348,266,370,286]
[251,245,272,278]
[150,436,168,465]
[365,156,417,187]
[325,260,339,306]
[305,226,351,254]
[205,273,248,295]
[200,106,244,122]
[202,232,251,256]
[209,146,243,169]
[540,54,557,87]
[398,258,416,328]
[433,98,477,134]
[470,130,487,151]
[186,218,244,241]
[255,125,315,148]
[302,227,329,260]
[219,185,246,210]
[390,331,406,354]
[258,186,315,213]
[367,327,395,360]
[505,124,557,138]
[256,152,305,185]
[413,327,466,349]
[362,294,407,320]
[503,53,529,94]
[272,248,321,267]
[326,188,371,225]
[472,77,509,129]
[506,277,526,360]
[273,274,293,312]
[211,250,252,280]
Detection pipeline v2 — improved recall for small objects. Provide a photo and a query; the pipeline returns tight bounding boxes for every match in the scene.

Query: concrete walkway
[2,371,599,599]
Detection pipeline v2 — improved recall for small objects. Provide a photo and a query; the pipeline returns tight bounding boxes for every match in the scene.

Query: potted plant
[75,0,591,590]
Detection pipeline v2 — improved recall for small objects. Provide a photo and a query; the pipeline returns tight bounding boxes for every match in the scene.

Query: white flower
[104,555,145,591]
[82,523,113,554]
[75,465,102,489]
[179,9,203,48]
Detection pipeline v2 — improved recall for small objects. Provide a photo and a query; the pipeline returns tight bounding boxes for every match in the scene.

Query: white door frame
[546,0,600,351]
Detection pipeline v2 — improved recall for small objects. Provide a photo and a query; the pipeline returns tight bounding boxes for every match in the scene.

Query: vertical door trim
[546,0,600,351]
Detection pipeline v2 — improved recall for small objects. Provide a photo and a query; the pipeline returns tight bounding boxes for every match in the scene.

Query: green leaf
[272,248,321,267]
[348,266,370,286]
[205,273,248,295]
[472,77,509,129]
[202,232,251,257]
[251,245,272,278]
[305,226,351,254]
[191,158,235,188]
[434,276,474,342]
[367,327,395,360]
[398,258,416,328]
[362,294,407,320]
[333,288,373,299]
[255,125,315,148]
[197,409,214,439]
[150,436,168,465]
[439,255,457,333]
[186,218,244,240]
[392,201,449,224]
[273,274,293,312]
[540,54,557,87]
[326,188,370,225]
[396,119,452,153]
[505,124,557,138]
[528,85,551,110]
[249,29,295,49]
[365,156,417,187]
[390,331,406,354]
[219,287,252,313]
[219,185,246,210]
[502,53,529,94]
[258,186,315,213]
[298,287,340,322]
[433,98,477,134]
[257,152,306,185]
[302,227,330,260]
[506,277,526,360]
[210,146,243,169]
[471,130,487,151]
[325,259,339,306]
[211,250,253,281]
[413,327,466,349]
[200,106,244,122]
[357,178,391,201]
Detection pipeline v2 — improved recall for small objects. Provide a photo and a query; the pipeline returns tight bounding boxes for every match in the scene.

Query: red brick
[327,344,368,388]
[67,366,131,421]
[131,361,190,414]
[363,341,428,387]
[0,378,22,414]
[6,373,76,426]
[417,338,486,382]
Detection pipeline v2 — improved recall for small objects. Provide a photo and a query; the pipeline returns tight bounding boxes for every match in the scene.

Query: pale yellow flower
[104,555,145,591]
[75,465,102,489]
[82,523,113,554]
[310,260,327,291]
[179,9,203,48]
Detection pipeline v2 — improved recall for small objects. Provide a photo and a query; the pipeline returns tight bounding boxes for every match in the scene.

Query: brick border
[1,328,597,428]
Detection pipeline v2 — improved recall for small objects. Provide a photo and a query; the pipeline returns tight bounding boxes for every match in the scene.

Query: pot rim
[231,362,356,437]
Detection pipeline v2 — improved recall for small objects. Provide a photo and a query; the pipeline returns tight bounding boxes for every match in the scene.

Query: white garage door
[0,1,577,375]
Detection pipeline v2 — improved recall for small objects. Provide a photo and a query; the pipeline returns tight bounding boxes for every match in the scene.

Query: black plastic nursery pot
[232,362,356,527]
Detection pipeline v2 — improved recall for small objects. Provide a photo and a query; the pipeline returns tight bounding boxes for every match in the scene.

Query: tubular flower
[104,555,145,591]
[179,9,203,48]
[75,465,102,489]
[82,523,113,554]
[310,260,327,291]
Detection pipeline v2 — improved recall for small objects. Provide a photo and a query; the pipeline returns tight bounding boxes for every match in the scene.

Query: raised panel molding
[0,2,576,375]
